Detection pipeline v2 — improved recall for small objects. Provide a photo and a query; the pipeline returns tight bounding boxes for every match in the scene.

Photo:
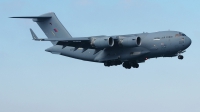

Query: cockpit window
[175,32,187,37]
[182,33,186,36]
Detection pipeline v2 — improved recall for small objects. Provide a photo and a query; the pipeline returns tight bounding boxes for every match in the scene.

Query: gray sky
[0,0,200,112]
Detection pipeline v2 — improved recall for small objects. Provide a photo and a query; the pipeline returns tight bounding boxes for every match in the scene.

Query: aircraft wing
[30,29,113,49]
[30,28,89,41]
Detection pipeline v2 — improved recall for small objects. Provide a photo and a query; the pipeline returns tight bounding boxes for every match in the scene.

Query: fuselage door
[166,37,172,54]
[160,42,166,55]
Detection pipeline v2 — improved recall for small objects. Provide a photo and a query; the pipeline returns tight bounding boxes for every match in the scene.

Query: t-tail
[10,12,72,45]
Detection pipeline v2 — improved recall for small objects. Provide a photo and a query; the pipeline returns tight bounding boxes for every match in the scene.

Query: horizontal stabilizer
[10,16,51,19]
[10,16,51,22]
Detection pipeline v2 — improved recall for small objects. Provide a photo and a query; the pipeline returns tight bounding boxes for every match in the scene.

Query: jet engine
[118,36,141,47]
[91,37,114,48]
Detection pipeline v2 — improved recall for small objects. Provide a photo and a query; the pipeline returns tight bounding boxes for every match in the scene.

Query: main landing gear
[178,55,184,60]
[104,61,139,69]
[104,60,122,67]
[122,62,139,69]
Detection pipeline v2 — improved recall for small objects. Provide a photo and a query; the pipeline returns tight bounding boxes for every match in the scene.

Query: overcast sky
[0,0,200,112]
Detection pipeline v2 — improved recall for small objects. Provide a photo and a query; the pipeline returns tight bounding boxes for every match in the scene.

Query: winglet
[30,28,39,40]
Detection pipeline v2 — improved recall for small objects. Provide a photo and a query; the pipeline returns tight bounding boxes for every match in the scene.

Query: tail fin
[11,12,72,45]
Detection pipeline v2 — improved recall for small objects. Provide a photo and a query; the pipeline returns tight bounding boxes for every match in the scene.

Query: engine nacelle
[118,36,141,47]
[91,37,114,48]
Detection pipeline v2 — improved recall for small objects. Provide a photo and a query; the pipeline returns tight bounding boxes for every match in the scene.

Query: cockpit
[175,32,187,37]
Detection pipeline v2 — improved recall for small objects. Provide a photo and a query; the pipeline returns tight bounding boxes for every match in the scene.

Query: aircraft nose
[186,36,192,47]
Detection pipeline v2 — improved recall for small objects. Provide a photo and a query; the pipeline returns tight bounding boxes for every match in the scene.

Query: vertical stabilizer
[36,13,72,45]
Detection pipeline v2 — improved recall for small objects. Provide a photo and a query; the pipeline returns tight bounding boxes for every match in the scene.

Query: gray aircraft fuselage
[46,31,191,63]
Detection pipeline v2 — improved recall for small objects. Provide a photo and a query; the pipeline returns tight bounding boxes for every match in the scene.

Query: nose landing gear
[178,55,184,60]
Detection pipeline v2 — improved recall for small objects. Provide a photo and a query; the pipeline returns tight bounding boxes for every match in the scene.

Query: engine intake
[118,36,141,47]
[91,37,114,48]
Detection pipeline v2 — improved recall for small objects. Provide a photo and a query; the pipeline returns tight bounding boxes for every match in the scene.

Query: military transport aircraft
[11,12,192,69]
